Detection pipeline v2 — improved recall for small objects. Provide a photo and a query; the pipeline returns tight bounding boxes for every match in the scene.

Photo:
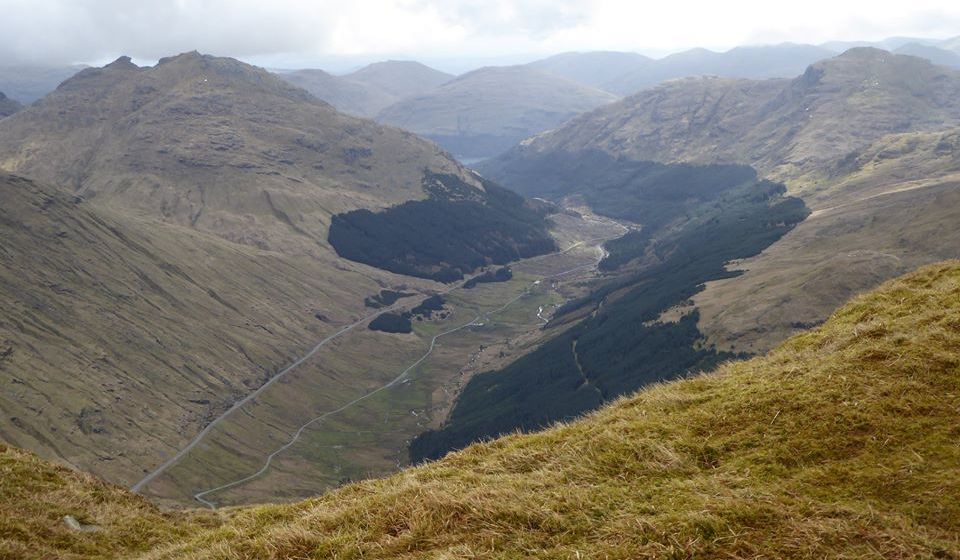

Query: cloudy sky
[1,0,959,71]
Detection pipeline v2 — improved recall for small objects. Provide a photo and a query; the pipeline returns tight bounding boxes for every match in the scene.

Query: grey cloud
[0,0,333,64]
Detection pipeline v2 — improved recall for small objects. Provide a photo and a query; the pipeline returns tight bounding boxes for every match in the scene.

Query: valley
[135,208,627,507]
[2,10,960,556]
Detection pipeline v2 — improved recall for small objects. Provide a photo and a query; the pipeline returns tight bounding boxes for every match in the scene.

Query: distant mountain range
[0,64,86,103]
[266,36,960,159]
[376,66,618,159]
[279,60,452,117]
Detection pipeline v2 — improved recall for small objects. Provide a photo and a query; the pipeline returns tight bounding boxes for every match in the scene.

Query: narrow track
[133,214,627,503]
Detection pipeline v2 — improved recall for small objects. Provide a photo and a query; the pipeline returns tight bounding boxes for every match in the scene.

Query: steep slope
[0,443,217,559]
[0,52,552,274]
[460,48,960,449]
[0,54,554,490]
[276,68,394,117]
[525,51,653,89]
[0,171,412,488]
[10,261,951,560]
[0,90,21,117]
[605,43,836,95]
[0,52,473,257]
[488,48,960,187]
[377,66,618,158]
[278,61,453,117]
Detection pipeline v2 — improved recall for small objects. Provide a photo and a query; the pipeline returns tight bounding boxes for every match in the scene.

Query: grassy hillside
[410,172,808,460]
[0,444,218,559]
[4,261,958,559]
[480,48,960,355]
[485,48,960,184]
[0,52,473,258]
[150,260,960,558]
[277,68,395,117]
[0,172,421,489]
[0,53,557,495]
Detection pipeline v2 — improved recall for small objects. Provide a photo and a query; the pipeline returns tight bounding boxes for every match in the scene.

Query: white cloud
[0,0,957,66]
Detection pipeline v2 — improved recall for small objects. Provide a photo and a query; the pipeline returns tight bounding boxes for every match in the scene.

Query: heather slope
[142,260,960,559]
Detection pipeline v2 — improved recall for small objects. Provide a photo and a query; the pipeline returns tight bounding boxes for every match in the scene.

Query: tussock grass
[143,261,960,559]
[5,261,960,558]
[0,445,218,559]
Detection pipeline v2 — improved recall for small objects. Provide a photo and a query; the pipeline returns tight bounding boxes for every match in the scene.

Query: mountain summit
[491,48,960,183]
[0,52,475,257]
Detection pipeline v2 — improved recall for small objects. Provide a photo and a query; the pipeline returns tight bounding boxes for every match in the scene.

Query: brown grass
[4,261,959,559]
[141,261,960,559]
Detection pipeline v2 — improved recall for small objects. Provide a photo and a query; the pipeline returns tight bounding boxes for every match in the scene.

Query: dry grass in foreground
[144,261,960,559]
[3,261,959,559]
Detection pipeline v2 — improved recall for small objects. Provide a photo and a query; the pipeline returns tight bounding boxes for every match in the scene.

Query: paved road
[133,215,627,500]
[192,233,622,508]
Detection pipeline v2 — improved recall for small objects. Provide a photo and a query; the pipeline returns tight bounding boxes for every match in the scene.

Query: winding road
[133,216,627,506]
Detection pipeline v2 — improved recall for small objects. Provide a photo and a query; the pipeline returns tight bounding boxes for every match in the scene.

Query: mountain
[0,53,554,490]
[278,60,453,117]
[0,52,550,266]
[525,51,654,88]
[376,65,618,159]
[0,91,21,117]
[8,261,960,559]
[894,43,960,68]
[604,43,836,95]
[276,68,394,116]
[820,36,940,52]
[0,64,85,103]
[493,49,960,184]
[941,35,960,53]
[344,60,453,100]
[442,48,960,455]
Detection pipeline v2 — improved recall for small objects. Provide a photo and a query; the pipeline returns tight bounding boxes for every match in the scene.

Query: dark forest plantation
[1,3,959,558]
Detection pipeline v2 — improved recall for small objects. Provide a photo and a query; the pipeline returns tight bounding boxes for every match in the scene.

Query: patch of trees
[368,295,447,333]
[368,312,412,334]
[463,267,513,289]
[410,165,810,463]
[328,172,556,282]
[411,295,445,318]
